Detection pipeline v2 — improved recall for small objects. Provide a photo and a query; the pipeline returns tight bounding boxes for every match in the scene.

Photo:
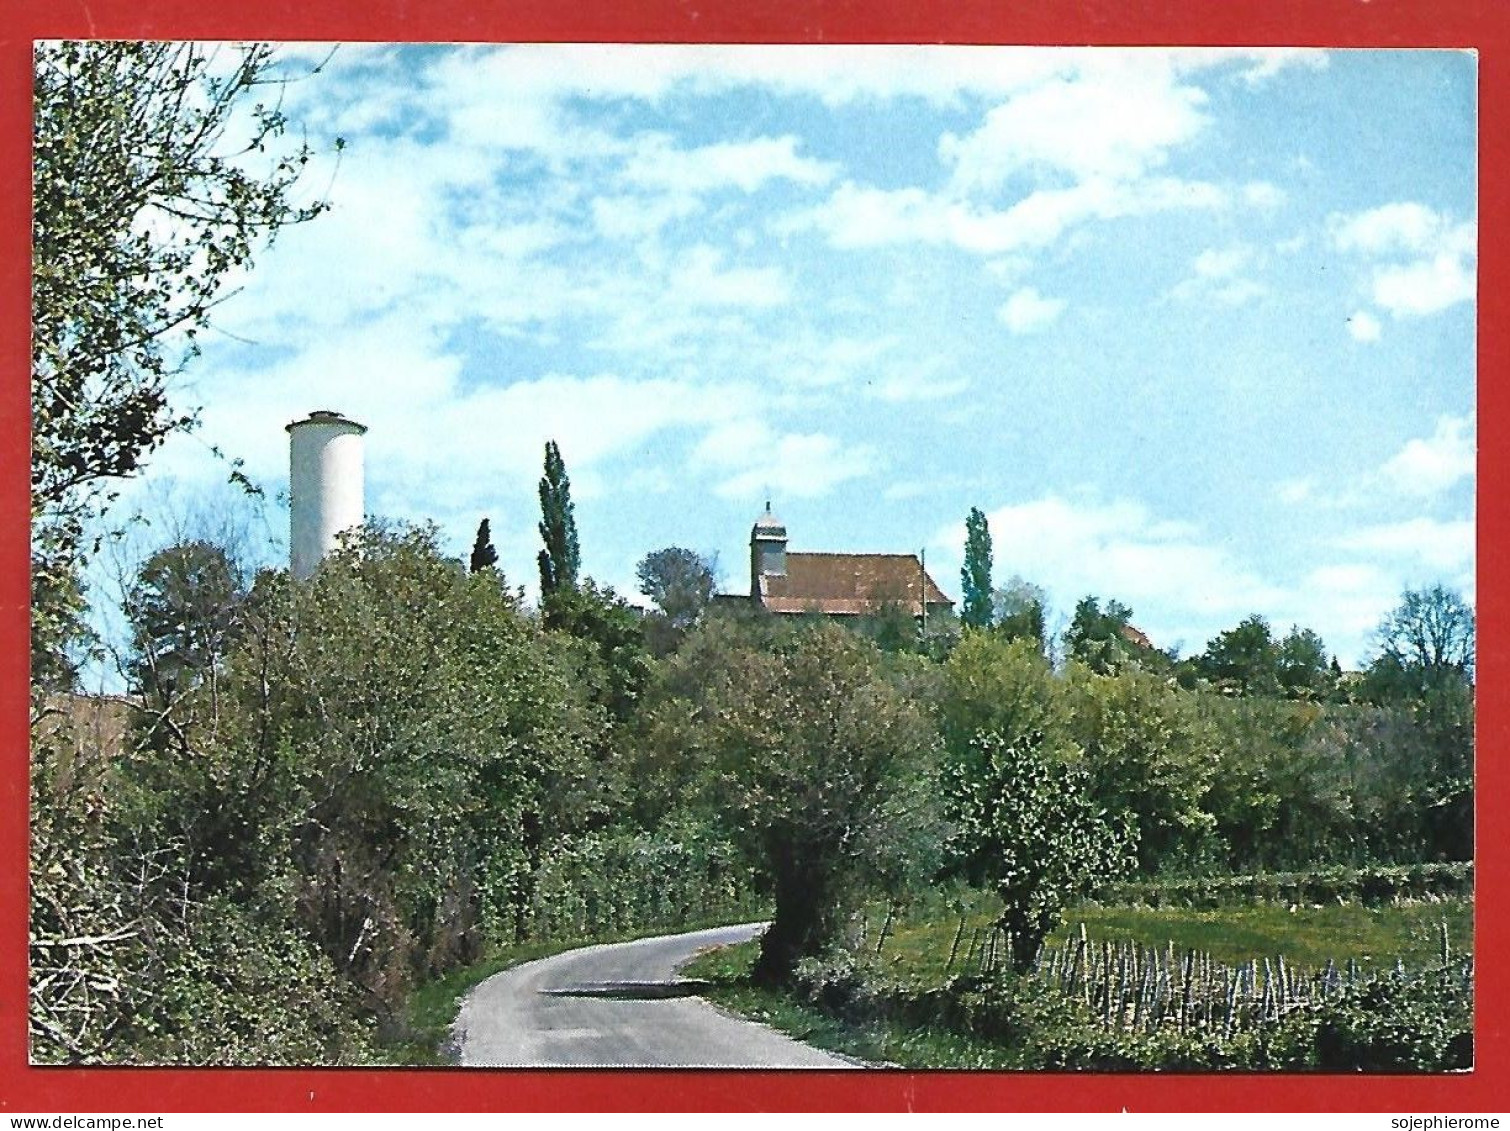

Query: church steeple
[750,501,788,595]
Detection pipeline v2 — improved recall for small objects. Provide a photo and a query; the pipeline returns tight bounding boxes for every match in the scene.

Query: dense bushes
[525,827,760,941]
[31,525,650,1063]
[938,630,1471,878]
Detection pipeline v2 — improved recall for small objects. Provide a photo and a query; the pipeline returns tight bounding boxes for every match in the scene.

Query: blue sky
[125,45,1475,668]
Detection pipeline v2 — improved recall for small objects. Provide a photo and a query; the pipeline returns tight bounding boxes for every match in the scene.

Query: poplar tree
[960,506,994,629]
[537,441,580,598]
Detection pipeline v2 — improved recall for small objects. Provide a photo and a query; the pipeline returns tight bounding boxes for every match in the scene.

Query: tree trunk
[751,842,838,986]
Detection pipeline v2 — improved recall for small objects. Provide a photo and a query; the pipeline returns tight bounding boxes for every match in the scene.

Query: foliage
[960,507,994,630]
[1360,585,1474,861]
[691,897,1473,1071]
[1262,957,1472,1071]
[858,593,922,655]
[541,578,653,726]
[664,619,941,984]
[1276,625,1334,699]
[938,630,1072,760]
[943,731,1134,971]
[125,539,248,715]
[468,517,498,573]
[636,546,717,629]
[42,523,608,1064]
[31,42,329,655]
[1064,595,1155,674]
[1197,614,1280,696]
[537,440,580,603]
[31,557,94,692]
[991,576,1047,653]
[524,825,760,943]
[1097,863,1474,913]
[1065,662,1218,872]
[30,696,148,1061]
[1371,583,1475,684]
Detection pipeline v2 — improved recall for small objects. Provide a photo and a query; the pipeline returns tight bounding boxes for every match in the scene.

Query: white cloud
[695,423,877,499]
[999,287,1067,333]
[621,134,837,195]
[394,44,1328,111]
[1330,203,1476,317]
[1372,251,1476,316]
[669,245,790,309]
[939,65,1209,189]
[1171,245,1266,306]
[1332,202,1446,255]
[1192,246,1250,278]
[591,192,699,240]
[924,491,1461,667]
[796,175,1228,256]
[1380,414,1475,496]
[870,373,972,402]
[1242,182,1285,208]
[1346,310,1382,342]
[1338,517,1474,578]
[1229,48,1330,86]
[1277,478,1315,505]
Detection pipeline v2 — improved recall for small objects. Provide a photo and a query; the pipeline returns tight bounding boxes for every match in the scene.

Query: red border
[2,0,1504,1113]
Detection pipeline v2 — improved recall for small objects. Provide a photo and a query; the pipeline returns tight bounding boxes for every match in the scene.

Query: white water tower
[286,410,367,580]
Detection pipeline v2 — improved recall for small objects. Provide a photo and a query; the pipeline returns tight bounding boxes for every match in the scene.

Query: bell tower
[749,500,787,596]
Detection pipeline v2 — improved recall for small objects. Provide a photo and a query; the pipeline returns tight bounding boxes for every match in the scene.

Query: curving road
[452,922,861,1068]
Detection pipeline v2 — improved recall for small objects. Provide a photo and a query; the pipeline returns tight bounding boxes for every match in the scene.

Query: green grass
[685,895,1475,1070]
[872,894,1472,983]
[684,940,1022,1069]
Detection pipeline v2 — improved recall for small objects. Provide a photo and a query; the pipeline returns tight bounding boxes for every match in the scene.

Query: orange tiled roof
[758,552,953,617]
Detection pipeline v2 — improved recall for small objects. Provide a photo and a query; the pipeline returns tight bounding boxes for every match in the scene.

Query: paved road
[452,922,861,1068]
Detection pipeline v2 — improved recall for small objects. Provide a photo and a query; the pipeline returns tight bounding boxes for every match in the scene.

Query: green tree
[960,507,994,630]
[1370,584,1475,691]
[944,731,1133,972]
[205,524,601,994]
[30,560,93,692]
[542,579,652,727]
[940,630,1072,760]
[537,440,581,605]
[31,43,329,629]
[676,621,939,984]
[1065,663,1219,873]
[1363,585,1474,860]
[469,517,499,573]
[125,540,248,719]
[1064,595,1144,674]
[1199,614,1280,696]
[636,546,716,629]
[992,576,1047,653]
[1276,625,1333,700]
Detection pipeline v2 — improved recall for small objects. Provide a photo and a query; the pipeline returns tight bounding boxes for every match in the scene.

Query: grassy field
[683,895,1474,1070]
[872,895,1473,984]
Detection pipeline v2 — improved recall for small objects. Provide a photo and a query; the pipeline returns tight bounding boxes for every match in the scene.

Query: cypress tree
[469,517,498,573]
[961,506,994,630]
[537,440,580,598]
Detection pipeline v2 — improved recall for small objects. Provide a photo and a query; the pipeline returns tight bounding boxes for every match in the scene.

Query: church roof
[758,552,953,617]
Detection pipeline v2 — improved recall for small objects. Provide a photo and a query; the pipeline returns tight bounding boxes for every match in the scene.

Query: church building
[742,503,954,620]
